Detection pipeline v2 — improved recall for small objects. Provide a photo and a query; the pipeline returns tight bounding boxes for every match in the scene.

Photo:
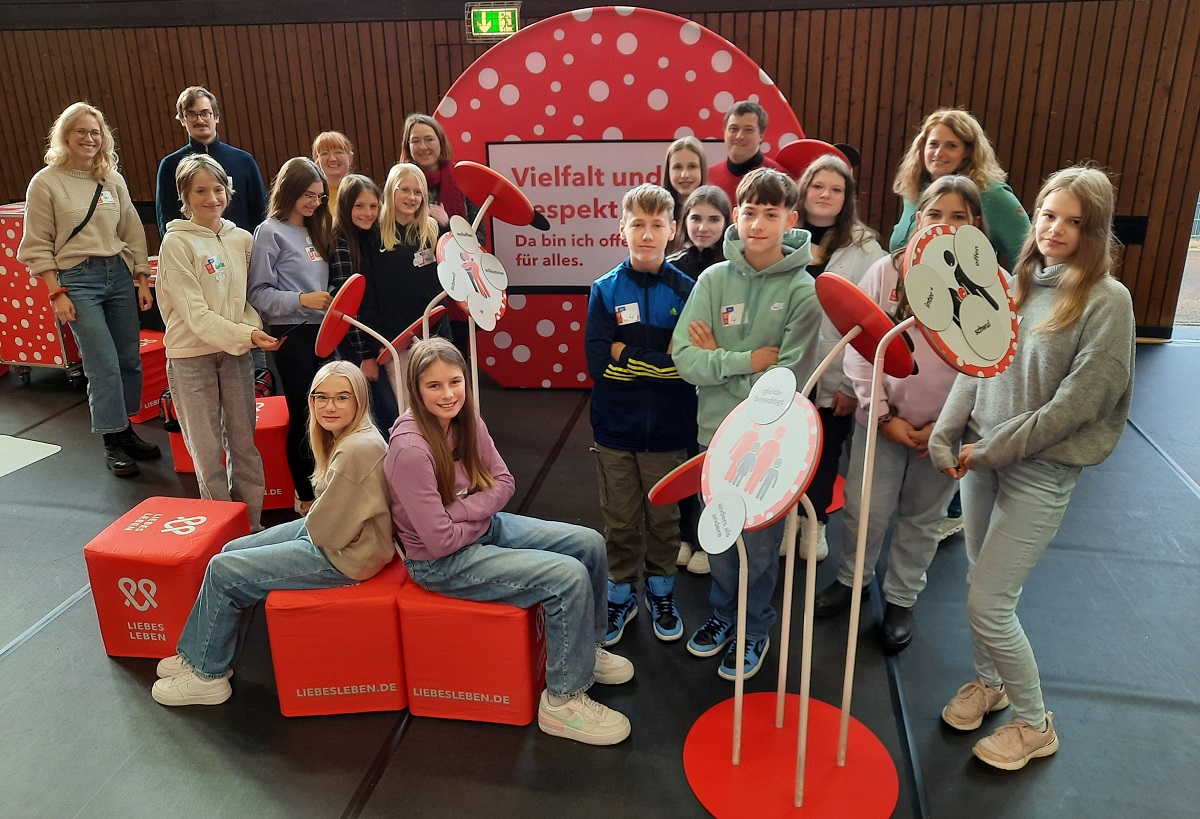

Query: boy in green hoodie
[672,167,821,681]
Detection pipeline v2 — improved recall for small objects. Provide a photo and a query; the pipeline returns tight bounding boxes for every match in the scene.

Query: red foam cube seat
[265,557,410,717]
[397,583,546,726]
[83,496,250,658]
[130,330,166,423]
[169,395,294,511]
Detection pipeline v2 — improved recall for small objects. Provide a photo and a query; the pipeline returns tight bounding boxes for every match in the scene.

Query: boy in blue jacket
[586,184,698,646]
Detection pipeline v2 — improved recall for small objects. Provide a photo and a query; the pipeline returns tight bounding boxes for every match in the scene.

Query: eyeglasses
[184,110,215,122]
[408,136,439,147]
[72,129,102,140]
[301,191,329,202]
[310,392,353,408]
[395,185,424,198]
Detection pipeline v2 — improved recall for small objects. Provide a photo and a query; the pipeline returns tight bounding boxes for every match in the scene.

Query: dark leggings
[805,406,854,522]
[269,324,331,502]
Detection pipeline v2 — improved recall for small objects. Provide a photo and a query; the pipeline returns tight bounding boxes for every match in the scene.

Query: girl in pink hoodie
[813,175,990,654]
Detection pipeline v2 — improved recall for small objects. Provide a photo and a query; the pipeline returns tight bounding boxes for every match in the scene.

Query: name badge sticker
[414,248,435,267]
[203,255,227,282]
[721,303,745,326]
[615,302,641,325]
[98,190,116,205]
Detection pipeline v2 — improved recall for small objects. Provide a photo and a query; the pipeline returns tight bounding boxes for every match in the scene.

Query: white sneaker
[152,669,232,706]
[686,550,711,574]
[936,516,964,542]
[538,690,631,745]
[676,541,694,567]
[594,647,634,684]
[798,521,829,561]
[157,654,233,680]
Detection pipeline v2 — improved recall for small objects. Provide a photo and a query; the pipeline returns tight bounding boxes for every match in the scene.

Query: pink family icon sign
[687,366,839,808]
[428,160,547,409]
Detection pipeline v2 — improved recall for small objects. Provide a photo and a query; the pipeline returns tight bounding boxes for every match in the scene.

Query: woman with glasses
[152,361,394,707]
[249,157,335,514]
[358,163,448,431]
[17,102,159,477]
[399,114,479,349]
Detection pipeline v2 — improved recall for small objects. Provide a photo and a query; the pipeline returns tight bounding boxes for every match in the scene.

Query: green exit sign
[466,3,521,41]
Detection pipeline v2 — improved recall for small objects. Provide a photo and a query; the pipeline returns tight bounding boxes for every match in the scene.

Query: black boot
[102,434,139,477]
[814,581,868,619]
[116,425,161,460]
[880,603,914,653]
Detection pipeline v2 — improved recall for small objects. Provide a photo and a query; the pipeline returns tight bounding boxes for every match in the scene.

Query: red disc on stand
[648,452,706,506]
[684,693,898,819]
[315,273,365,358]
[453,161,539,227]
[377,305,448,366]
[775,139,851,179]
[814,274,914,379]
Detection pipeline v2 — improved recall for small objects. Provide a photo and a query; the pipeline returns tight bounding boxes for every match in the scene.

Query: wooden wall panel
[0,2,1197,334]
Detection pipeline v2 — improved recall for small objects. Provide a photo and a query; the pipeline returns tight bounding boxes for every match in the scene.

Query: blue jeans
[403,513,607,697]
[708,517,785,640]
[961,458,1081,725]
[175,518,352,678]
[57,255,142,432]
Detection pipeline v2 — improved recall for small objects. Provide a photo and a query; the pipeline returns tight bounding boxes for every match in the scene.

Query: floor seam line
[1126,418,1200,500]
[0,584,91,662]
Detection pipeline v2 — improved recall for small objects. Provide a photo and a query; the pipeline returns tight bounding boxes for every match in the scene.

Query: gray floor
[2,339,1198,817]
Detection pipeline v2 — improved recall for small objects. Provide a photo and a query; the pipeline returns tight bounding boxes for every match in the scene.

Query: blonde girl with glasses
[153,361,394,707]
[17,101,157,477]
[249,157,335,513]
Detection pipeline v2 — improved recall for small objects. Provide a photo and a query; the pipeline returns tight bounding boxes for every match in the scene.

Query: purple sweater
[385,411,516,561]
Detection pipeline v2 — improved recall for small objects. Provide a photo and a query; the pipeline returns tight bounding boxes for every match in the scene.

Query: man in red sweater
[707,100,787,205]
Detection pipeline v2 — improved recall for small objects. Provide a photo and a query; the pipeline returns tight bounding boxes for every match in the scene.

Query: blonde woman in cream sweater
[157,154,282,531]
[17,102,157,476]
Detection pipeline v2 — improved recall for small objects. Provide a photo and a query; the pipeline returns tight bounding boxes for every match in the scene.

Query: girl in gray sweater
[929,167,1135,772]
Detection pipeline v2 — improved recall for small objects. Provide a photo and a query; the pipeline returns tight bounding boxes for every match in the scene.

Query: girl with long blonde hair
[360,163,447,431]
[17,102,156,476]
[386,338,635,746]
[929,166,1134,771]
[154,361,394,707]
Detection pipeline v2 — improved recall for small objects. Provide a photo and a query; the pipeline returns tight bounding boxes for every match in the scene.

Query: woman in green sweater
[889,108,1030,268]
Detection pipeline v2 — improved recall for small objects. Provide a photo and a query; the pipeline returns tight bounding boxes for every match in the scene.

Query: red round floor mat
[683,693,898,818]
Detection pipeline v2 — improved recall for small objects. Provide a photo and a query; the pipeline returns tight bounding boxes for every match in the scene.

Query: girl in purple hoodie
[385,338,635,746]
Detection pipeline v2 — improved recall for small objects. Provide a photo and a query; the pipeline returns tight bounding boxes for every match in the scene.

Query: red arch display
[434,6,805,387]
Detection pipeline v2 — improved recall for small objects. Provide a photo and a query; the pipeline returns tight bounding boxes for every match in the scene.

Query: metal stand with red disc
[314,273,406,406]
[422,160,549,409]
[817,224,1016,773]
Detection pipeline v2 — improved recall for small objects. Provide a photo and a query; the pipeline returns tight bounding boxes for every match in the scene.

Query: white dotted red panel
[475,293,592,388]
[0,204,80,369]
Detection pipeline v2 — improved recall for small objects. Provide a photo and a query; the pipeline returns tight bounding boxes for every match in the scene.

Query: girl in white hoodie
[157,154,282,531]
[793,154,887,561]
